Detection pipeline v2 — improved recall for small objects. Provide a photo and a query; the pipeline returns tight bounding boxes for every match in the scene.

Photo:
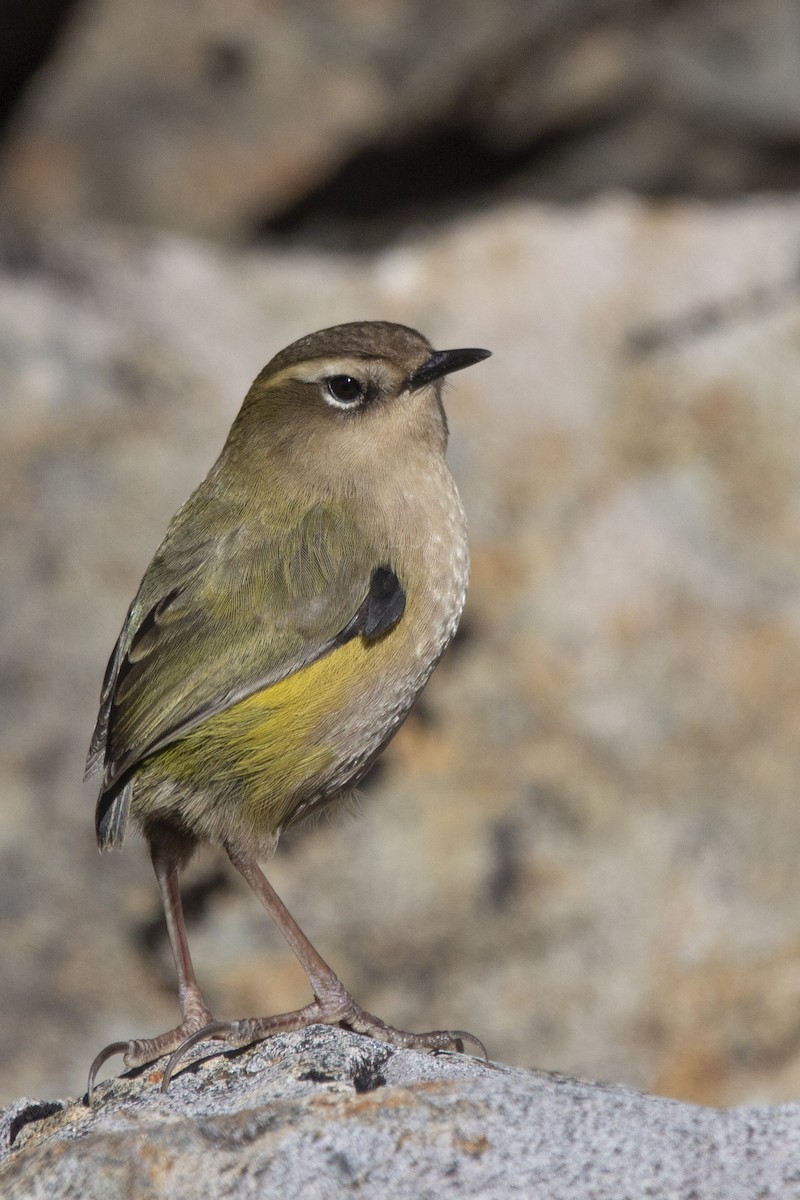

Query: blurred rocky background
[2,0,800,1112]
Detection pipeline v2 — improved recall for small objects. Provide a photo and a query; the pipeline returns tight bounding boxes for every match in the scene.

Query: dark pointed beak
[408,346,491,392]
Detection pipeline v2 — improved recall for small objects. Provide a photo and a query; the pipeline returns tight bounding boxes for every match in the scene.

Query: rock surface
[3,1,800,239]
[4,197,800,1112]
[3,1027,800,1199]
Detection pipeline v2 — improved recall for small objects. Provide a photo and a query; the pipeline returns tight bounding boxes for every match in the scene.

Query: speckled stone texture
[4,1028,800,1199]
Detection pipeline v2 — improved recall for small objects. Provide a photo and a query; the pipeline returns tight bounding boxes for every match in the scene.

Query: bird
[85,320,490,1098]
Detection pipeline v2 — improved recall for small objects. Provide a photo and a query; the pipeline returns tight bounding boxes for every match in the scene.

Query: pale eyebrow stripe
[267,358,371,387]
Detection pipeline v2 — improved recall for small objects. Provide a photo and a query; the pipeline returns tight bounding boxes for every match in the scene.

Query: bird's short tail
[95,778,132,850]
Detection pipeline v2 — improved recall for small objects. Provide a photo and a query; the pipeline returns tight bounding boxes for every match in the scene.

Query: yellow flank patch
[141,634,384,833]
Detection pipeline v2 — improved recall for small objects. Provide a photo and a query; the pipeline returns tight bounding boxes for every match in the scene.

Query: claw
[86,1041,132,1105]
[442,1030,488,1061]
[160,1021,232,1093]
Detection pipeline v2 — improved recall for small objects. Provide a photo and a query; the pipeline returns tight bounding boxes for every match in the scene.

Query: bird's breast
[323,461,469,759]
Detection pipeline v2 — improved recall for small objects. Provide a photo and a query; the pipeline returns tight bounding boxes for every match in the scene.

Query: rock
[3,1028,800,1199]
[0,0,552,238]
[3,2,800,239]
[4,197,800,1112]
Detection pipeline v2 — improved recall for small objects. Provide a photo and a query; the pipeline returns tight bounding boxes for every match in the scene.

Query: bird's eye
[325,375,364,406]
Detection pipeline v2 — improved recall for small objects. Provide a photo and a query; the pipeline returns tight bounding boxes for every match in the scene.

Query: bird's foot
[87,1001,216,1103]
[161,982,486,1091]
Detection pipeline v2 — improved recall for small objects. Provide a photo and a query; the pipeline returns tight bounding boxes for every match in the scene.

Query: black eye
[326,375,364,405]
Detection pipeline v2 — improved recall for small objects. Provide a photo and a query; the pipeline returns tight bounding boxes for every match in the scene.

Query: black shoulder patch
[364,566,405,640]
[328,565,406,650]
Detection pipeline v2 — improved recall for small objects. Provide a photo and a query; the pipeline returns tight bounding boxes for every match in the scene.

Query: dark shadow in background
[257,112,800,252]
[0,0,78,132]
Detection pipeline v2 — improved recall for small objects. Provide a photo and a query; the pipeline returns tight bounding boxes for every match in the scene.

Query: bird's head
[227,321,490,484]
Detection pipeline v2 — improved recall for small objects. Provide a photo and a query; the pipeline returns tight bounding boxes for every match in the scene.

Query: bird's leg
[160,846,485,1089]
[87,834,215,1100]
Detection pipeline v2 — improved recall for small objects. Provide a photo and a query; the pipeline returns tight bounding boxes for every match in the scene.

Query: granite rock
[5,1027,800,1199]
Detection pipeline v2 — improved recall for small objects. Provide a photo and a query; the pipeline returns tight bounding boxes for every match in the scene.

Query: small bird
[86,320,490,1097]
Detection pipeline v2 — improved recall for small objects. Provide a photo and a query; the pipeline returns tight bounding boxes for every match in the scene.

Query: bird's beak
[408,347,491,392]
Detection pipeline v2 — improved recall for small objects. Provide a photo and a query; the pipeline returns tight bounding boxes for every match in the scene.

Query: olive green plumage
[87,321,489,859]
[84,321,490,1094]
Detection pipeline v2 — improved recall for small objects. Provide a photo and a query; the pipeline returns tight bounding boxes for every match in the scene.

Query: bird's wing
[87,501,405,792]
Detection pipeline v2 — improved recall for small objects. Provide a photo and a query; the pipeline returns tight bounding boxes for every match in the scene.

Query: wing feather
[87,500,403,793]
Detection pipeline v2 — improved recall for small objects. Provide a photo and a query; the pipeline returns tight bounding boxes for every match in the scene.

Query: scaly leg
[87,834,215,1101]
[161,845,485,1090]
